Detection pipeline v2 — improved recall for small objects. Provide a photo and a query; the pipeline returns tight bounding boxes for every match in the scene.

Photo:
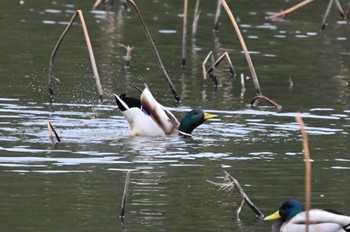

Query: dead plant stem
[295,114,311,232]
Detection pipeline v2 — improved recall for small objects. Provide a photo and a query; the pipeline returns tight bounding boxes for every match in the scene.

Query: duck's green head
[265,200,305,222]
[178,109,217,135]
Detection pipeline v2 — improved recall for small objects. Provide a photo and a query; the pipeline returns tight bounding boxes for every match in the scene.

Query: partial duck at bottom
[114,87,217,136]
[265,200,350,232]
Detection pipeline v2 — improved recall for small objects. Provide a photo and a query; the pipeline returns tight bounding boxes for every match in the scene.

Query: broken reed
[219,0,261,95]
[202,51,235,86]
[322,0,346,30]
[207,171,264,220]
[120,171,131,218]
[47,121,61,144]
[47,10,103,102]
[219,0,281,109]
[118,43,134,68]
[92,0,114,10]
[266,0,315,21]
[126,0,180,102]
[266,0,347,30]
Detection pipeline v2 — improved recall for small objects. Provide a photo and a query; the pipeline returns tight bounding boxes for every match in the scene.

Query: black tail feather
[114,94,141,111]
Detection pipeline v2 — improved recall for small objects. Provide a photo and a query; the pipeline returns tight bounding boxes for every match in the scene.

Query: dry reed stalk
[202,52,235,86]
[220,0,281,108]
[127,0,180,102]
[206,52,235,77]
[120,171,131,218]
[182,0,188,69]
[48,10,103,102]
[219,0,261,95]
[334,0,345,18]
[322,0,335,31]
[322,0,346,30]
[202,51,213,83]
[266,0,315,20]
[47,121,61,144]
[289,75,294,88]
[92,0,113,10]
[240,73,246,95]
[92,0,103,9]
[214,0,221,32]
[208,171,264,219]
[251,95,281,110]
[295,114,311,232]
[347,5,350,21]
[118,43,134,68]
[192,0,201,40]
[210,54,218,86]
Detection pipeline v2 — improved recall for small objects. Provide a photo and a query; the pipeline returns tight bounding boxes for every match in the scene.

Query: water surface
[0,0,349,231]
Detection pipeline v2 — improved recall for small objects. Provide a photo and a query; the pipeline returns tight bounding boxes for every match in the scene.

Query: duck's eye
[280,209,285,215]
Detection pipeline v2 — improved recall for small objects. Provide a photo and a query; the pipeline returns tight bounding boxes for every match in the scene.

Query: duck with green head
[114,87,217,136]
[265,200,350,232]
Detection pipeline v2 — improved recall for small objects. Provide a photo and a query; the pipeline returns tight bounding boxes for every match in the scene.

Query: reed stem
[206,52,235,77]
[47,121,61,144]
[120,171,131,218]
[214,0,221,32]
[295,114,311,232]
[202,51,213,83]
[266,0,315,20]
[219,0,261,95]
[192,0,200,40]
[322,0,335,31]
[48,10,103,102]
[182,0,188,69]
[127,0,180,102]
[208,171,264,219]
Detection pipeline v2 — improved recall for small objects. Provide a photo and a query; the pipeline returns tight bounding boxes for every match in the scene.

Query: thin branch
[346,3,350,21]
[192,0,201,41]
[240,73,246,98]
[92,0,113,10]
[47,121,61,144]
[92,0,105,10]
[48,10,103,102]
[206,52,236,77]
[322,0,335,31]
[334,0,345,19]
[126,0,180,102]
[219,0,261,95]
[213,0,221,32]
[208,171,264,219]
[266,0,316,21]
[202,51,213,83]
[120,171,131,218]
[220,0,281,108]
[118,43,134,68]
[182,0,188,69]
[210,53,218,86]
[295,114,311,232]
[251,95,282,110]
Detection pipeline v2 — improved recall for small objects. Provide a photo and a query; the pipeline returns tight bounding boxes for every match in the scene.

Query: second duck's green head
[178,109,217,135]
[265,200,305,222]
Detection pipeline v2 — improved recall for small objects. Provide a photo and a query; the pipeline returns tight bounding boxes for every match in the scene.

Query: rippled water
[1,0,350,231]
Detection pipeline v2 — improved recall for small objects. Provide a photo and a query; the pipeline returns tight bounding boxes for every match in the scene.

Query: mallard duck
[114,87,217,136]
[265,200,350,232]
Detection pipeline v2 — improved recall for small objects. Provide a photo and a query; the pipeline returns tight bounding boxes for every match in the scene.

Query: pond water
[0,0,349,231]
